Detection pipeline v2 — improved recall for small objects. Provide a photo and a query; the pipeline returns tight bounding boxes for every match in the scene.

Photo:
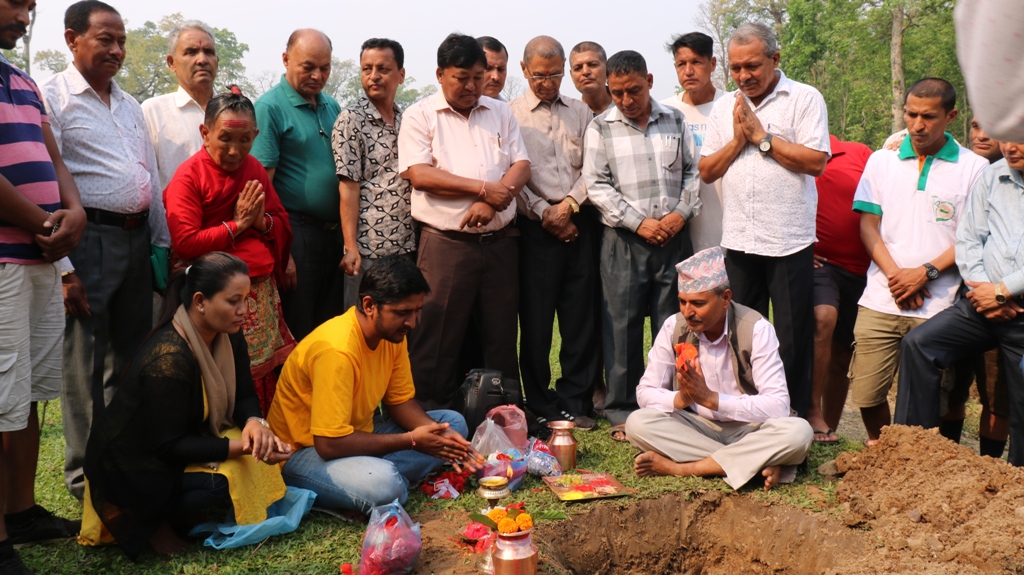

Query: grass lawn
[19,317,880,574]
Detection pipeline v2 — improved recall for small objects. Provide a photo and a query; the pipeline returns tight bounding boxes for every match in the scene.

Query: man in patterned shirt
[583,50,701,437]
[333,38,415,311]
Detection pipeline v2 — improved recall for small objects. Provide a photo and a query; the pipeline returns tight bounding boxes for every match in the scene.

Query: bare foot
[762,465,781,491]
[634,451,682,477]
[149,523,189,555]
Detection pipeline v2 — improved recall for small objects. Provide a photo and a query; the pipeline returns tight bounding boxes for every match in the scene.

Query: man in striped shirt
[583,50,701,436]
[0,0,86,567]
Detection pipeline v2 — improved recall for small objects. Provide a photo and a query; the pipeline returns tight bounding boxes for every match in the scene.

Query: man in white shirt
[661,32,723,252]
[625,247,812,491]
[477,36,508,100]
[398,33,530,410]
[40,0,165,500]
[141,19,217,295]
[698,22,830,419]
[141,20,218,195]
[848,78,988,445]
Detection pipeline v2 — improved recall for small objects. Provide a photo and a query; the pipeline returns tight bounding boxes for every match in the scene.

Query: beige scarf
[172,304,236,435]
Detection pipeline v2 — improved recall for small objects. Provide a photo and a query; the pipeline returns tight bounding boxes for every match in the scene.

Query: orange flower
[497,518,519,534]
[515,513,533,530]
[487,508,508,523]
[675,342,698,370]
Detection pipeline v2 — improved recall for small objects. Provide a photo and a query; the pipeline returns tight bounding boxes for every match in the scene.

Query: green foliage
[33,49,67,74]
[780,0,966,148]
[1,47,27,70]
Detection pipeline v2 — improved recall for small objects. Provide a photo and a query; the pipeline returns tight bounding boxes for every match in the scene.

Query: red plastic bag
[358,500,421,575]
[485,405,528,450]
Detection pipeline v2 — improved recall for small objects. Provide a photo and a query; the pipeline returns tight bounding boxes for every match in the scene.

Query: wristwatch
[923,262,939,281]
[247,417,270,429]
[995,283,1008,305]
[758,133,773,153]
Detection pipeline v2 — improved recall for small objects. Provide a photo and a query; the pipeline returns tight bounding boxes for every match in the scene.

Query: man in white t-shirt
[848,78,988,445]
[660,32,723,252]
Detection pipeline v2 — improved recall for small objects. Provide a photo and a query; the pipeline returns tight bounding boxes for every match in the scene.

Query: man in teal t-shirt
[252,28,343,341]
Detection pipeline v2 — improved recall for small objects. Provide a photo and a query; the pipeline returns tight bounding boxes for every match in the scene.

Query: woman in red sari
[165,92,295,414]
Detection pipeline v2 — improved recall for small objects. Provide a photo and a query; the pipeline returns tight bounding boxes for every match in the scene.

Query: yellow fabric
[184,382,287,525]
[266,308,415,450]
[78,481,114,546]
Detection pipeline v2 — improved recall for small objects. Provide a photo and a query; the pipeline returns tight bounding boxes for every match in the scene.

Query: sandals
[609,423,628,442]
[812,428,839,445]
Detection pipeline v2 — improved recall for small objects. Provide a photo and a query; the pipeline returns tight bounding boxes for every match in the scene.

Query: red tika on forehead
[222,120,251,128]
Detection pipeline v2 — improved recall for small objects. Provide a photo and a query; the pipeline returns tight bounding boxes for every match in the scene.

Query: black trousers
[517,211,600,419]
[894,297,1024,465]
[280,216,346,342]
[725,245,814,416]
[175,473,230,516]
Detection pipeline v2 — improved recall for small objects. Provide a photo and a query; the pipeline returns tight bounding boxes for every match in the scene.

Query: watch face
[759,140,771,152]
[996,295,1008,305]
[927,269,939,280]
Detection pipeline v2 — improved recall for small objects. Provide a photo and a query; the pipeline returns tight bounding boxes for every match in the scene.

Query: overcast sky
[25,0,705,102]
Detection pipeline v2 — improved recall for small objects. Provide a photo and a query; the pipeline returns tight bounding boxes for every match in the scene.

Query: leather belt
[420,224,519,245]
[84,207,149,230]
[292,212,340,231]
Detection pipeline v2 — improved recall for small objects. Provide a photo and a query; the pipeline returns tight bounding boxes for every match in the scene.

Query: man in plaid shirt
[583,50,701,437]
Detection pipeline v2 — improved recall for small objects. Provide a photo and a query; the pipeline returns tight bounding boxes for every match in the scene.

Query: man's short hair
[437,33,487,69]
[606,50,648,78]
[712,282,731,296]
[167,20,215,56]
[523,36,564,64]
[667,32,714,61]
[358,256,431,311]
[361,38,405,69]
[728,22,778,57]
[906,77,957,112]
[570,41,607,63]
[285,29,333,52]
[476,36,507,57]
[64,0,119,35]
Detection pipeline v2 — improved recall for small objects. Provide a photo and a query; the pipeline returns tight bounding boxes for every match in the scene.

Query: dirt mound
[835,425,1024,574]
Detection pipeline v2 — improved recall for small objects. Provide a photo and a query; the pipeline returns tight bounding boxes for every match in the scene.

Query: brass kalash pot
[492,529,539,575]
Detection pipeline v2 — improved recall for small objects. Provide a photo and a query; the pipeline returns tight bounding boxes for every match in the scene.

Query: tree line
[2,13,437,110]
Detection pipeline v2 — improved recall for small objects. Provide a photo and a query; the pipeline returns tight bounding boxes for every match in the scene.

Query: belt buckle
[477,231,495,244]
[124,215,143,230]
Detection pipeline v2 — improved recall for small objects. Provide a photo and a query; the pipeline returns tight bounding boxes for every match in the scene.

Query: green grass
[16,318,878,574]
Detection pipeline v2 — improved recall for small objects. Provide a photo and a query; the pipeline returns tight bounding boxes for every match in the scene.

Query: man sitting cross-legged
[267,257,478,516]
[625,247,813,490]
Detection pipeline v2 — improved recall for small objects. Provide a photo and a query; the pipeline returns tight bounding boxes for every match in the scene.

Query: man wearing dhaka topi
[625,247,813,490]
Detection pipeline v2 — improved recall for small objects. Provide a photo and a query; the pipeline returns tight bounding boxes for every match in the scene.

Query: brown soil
[412,425,1024,574]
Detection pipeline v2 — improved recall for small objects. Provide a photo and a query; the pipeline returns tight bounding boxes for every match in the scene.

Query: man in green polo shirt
[253,28,344,341]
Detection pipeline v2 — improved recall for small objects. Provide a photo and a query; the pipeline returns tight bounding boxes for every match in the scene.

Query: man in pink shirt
[398,33,530,409]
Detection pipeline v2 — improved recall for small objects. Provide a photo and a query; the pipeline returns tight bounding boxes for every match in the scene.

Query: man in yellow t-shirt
[267,257,477,515]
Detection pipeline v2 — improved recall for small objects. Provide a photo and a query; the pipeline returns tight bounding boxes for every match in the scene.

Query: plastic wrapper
[526,449,562,477]
[471,418,517,456]
[485,405,529,451]
[473,419,528,490]
[358,499,421,575]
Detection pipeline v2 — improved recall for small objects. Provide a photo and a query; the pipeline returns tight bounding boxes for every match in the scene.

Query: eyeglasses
[526,68,564,83]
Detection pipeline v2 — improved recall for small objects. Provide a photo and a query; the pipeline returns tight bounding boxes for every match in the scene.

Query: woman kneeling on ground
[82,252,293,558]
[164,91,295,415]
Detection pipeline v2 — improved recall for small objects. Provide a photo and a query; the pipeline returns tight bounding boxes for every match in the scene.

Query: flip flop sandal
[812,428,839,445]
[609,423,628,442]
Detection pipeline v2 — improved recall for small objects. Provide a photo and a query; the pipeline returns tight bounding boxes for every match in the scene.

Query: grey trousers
[63,221,152,498]
[600,226,692,426]
[625,408,813,489]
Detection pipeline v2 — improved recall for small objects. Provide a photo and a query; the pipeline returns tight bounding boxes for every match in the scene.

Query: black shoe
[0,548,34,575]
[6,506,80,545]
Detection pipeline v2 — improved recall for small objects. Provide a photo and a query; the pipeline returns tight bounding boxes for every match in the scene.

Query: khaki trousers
[625,408,813,489]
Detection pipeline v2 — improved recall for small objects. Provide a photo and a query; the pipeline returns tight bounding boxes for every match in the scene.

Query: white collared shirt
[398,91,530,232]
[636,313,791,423]
[702,70,830,257]
[141,86,205,193]
[40,64,167,247]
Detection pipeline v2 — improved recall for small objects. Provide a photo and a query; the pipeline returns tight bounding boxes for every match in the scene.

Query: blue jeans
[280,410,467,514]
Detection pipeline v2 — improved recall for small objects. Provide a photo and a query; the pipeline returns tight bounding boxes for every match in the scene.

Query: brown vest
[670,301,763,396]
